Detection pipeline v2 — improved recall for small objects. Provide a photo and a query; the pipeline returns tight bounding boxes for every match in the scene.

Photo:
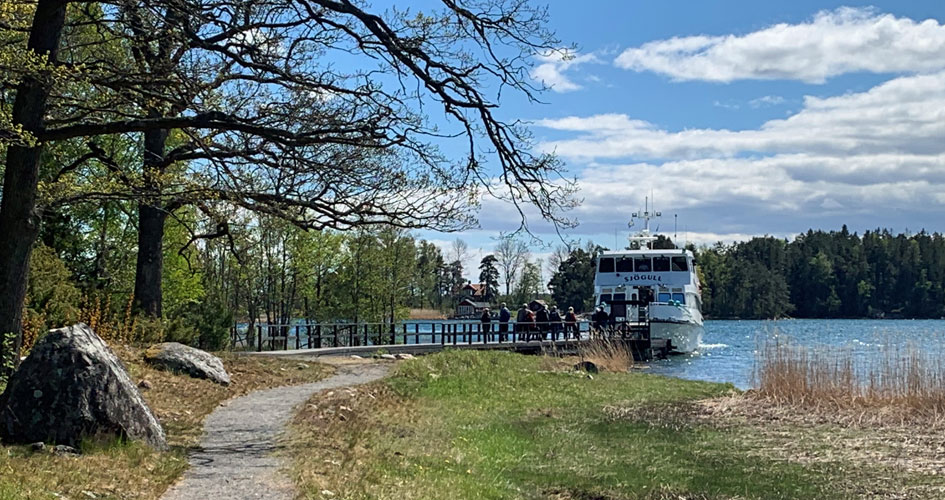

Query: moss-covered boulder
[0,324,166,449]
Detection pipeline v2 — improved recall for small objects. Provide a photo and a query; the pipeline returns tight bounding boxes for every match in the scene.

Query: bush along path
[161,361,390,500]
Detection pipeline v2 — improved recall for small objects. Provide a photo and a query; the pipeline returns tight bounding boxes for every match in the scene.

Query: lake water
[648,319,945,389]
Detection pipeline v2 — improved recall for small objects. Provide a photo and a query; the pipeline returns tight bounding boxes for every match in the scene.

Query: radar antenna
[628,197,661,248]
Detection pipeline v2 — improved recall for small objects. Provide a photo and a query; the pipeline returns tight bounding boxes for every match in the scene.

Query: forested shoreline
[695,227,945,320]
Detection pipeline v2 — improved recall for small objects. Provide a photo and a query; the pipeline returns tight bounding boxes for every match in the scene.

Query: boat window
[657,292,671,302]
[634,257,652,272]
[672,293,685,304]
[615,257,633,272]
[614,293,626,302]
[653,256,671,272]
[671,256,689,271]
[599,294,612,305]
[598,257,614,273]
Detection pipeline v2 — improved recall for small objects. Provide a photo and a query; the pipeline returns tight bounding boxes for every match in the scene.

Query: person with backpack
[548,305,562,340]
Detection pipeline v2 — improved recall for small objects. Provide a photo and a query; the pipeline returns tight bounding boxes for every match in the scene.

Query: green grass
[288,350,895,500]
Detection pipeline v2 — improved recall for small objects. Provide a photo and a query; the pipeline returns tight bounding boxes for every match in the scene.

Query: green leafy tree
[548,245,599,313]
[478,255,500,303]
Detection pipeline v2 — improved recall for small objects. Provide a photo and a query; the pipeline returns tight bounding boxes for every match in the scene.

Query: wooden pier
[235,320,673,361]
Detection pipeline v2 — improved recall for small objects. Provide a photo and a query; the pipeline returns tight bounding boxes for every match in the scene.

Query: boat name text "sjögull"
[622,274,662,282]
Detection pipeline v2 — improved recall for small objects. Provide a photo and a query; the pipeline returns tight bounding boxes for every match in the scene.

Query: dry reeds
[754,336,945,419]
[577,337,634,373]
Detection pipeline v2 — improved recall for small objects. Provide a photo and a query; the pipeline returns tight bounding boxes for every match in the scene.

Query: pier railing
[232,320,604,352]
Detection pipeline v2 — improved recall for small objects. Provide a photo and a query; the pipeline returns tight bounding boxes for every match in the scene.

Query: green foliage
[0,330,15,388]
[162,212,205,318]
[698,227,945,319]
[477,255,500,303]
[511,260,543,306]
[24,243,81,339]
[548,244,601,313]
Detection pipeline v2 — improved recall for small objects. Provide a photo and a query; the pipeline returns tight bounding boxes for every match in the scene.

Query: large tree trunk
[133,128,169,317]
[0,0,68,375]
[133,204,167,317]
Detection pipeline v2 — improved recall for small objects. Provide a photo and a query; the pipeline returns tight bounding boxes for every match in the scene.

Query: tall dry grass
[577,338,634,373]
[754,336,945,418]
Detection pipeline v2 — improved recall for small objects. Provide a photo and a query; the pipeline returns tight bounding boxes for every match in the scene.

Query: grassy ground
[0,347,332,500]
[286,350,945,499]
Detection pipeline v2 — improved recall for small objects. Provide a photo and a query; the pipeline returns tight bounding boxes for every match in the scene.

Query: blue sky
[409,1,945,279]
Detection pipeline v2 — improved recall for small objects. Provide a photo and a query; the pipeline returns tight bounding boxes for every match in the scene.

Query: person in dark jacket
[535,305,550,341]
[498,303,511,341]
[592,306,609,335]
[564,306,579,339]
[548,306,563,340]
[480,308,492,340]
[515,304,529,341]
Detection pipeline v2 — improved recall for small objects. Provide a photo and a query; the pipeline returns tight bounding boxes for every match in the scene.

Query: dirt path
[162,361,390,500]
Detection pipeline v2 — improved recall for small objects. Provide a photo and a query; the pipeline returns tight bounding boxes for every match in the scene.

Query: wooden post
[256,324,262,352]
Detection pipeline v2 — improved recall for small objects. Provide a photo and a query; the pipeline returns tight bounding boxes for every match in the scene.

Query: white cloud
[529,70,945,238]
[531,50,601,92]
[749,95,785,108]
[536,71,945,161]
[614,7,945,83]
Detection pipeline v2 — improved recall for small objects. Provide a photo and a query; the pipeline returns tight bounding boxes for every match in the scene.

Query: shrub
[22,244,81,349]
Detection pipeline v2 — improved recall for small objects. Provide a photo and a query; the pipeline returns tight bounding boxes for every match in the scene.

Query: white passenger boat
[593,206,704,353]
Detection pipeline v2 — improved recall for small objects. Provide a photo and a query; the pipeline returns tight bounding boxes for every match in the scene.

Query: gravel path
[162,362,390,500]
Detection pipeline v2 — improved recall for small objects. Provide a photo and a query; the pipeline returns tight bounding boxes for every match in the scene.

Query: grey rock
[295,363,309,370]
[144,342,231,386]
[573,360,600,374]
[53,444,80,455]
[395,353,414,360]
[138,379,153,390]
[29,441,44,452]
[350,355,363,360]
[379,353,397,360]
[0,324,166,450]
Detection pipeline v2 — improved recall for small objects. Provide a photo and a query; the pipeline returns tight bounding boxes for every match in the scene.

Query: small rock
[82,491,96,499]
[53,444,80,456]
[395,353,414,360]
[379,353,397,360]
[586,374,594,380]
[138,380,152,390]
[573,360,599,374]
[321,490,335,497]
[350,355,362,359]
[296,362,309,370]
[30,442,45,452]
[144,342,230,385]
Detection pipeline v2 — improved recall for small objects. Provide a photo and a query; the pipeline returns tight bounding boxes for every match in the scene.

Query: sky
[409,1,945,280]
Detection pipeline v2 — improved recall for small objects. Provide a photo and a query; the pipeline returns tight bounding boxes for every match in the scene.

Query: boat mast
[628,196,661,249]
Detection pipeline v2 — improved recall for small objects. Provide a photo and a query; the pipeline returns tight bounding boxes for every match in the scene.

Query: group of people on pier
[478,302,580,342]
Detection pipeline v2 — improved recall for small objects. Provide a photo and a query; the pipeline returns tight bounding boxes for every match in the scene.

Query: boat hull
[650,321,704,353]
